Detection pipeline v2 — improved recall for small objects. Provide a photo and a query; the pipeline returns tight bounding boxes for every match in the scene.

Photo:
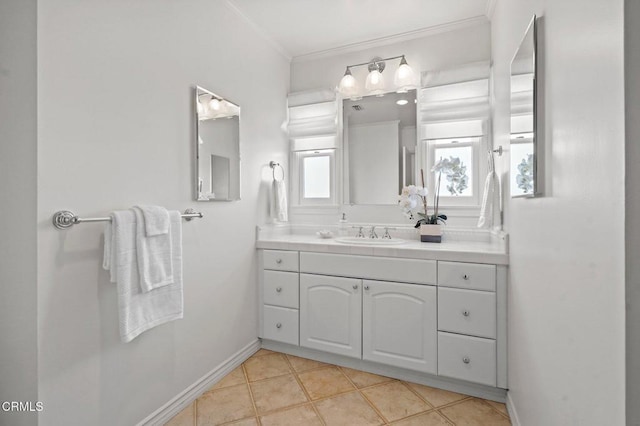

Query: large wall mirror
[195,86,240,201]
[510,16,538,197]
[343,90,417,205]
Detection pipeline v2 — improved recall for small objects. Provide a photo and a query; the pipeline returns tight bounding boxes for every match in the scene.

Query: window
[293,149,336,205]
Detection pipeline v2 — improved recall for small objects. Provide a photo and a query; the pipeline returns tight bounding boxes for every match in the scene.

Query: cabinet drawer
[438,261,496,291]
[263,250,299,272]
[263,270,299,309]
[300,252,436,285]
[438,287,496,339]
[438,332,496,387]
[262,305,299,345]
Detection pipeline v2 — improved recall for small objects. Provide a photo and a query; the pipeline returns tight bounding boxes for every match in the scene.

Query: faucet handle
[382,227,396,239]
[369,226,378,239]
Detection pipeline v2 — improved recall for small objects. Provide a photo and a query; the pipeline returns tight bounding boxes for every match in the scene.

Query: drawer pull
[462,356,471,364]
[364,285,370,290]
[462,310,470,317]
[463,274,470,280]
[276,287,282,293]
[352,284,359,290]
[276,323,282,329]
[276,259,283,264]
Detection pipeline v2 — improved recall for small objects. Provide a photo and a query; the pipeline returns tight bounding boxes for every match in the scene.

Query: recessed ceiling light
[396,99,409,106]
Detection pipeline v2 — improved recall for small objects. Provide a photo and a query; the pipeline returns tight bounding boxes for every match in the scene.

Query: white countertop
[256,226,509,265]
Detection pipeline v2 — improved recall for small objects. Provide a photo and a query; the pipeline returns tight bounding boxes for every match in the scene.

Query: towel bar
[52,209,203,230]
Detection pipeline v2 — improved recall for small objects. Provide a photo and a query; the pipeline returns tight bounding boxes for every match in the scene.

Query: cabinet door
[300,274,362,358]
[362,280,437,374]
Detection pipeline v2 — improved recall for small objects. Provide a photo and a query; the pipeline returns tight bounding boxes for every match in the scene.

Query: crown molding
[485,0,498,20]
[292,15,489,64]
[224,0,292,61]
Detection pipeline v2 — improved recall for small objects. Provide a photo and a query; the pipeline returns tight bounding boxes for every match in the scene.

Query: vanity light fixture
[338,55,417,99]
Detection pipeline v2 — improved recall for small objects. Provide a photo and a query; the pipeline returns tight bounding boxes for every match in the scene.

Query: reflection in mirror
[510,16,537,197]
[195,86,240,201]
[343,90,417,205]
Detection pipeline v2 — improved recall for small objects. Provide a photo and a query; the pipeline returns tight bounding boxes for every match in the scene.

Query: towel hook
[270,161,285,181]
[491,146,503,156]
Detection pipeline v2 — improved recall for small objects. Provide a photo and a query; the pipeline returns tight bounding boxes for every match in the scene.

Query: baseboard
[506,392,521,426]
[137,339,261,426]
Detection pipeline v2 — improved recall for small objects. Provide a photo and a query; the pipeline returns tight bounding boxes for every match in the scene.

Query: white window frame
[424,135,485,208]
[291,149,337,206]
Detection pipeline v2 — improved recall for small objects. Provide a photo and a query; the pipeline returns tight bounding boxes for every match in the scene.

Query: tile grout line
[283,353,327,426]
[398,380,436,410]
[477,398,512,421]
[336,367,390,424]
[241,362,262,426]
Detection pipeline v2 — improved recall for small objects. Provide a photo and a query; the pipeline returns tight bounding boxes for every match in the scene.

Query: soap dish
[316,230,334,239]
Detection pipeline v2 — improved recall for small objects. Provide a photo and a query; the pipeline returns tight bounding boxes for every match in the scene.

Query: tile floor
[165,349,511,426]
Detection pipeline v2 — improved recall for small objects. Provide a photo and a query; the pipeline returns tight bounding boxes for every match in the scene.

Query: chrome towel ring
[269,161,285,181]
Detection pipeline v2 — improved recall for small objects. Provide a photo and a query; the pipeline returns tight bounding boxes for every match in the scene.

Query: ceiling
[226,0,493,59]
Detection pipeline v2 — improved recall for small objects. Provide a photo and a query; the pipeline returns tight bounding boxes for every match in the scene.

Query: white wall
[290,22,490,226]
[625,1,640,424]
[36,1,289,424]
[491,1,625,425]
[0,1,38,426]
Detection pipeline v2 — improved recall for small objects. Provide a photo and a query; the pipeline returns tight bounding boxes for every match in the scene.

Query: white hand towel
[133,206,174,292]
[103,210,183,343]
[478,152,500,228]
[271,179,288,222]
[137,205,170,236]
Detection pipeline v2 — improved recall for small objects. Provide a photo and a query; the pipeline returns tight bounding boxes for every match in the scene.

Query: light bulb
[396,99,409,106]
[338,67,359,99]
[208,98,221,111]
[365,69,385,96]
[394,56,417,93]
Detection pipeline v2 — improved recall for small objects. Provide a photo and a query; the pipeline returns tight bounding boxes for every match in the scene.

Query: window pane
[434,146,473,197]
[303,155,330,198]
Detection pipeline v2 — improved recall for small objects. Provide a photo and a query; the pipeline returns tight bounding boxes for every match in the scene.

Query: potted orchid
[398,169,447,243]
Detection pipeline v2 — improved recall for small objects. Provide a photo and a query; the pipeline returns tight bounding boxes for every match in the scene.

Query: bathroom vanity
[256,228,508,402]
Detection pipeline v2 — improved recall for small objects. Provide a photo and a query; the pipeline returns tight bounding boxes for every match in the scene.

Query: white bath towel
[133,206,174,292]
[477,152,501,228]
[103,210,183,343]
[271,179,288,222]
[137,205,170,236]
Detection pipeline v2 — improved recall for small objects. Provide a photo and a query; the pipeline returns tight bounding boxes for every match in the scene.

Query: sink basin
[334,237,406,245]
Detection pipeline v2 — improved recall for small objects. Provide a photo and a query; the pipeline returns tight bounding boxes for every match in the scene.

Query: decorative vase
[420,224,442,243]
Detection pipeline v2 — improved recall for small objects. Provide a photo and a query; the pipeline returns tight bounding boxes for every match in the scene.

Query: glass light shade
[365,70,385,96]
[208,98,221,111]
[394,62,417,93]
[196,101,204,115]
[339,71,359,99]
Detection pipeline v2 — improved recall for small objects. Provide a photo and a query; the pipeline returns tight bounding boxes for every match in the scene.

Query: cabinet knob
[276,287,282,293]
[353,284,358,290]
[364,285,370,290]
[462,310,470,317]
[276,259,283,264]
[462,356,471,364]
[462,274,470,280]
[276,323,282,329]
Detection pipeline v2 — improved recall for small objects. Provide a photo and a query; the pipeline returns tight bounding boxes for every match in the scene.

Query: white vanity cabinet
[362,280,437,374]
[258,247,508,400]
[259,250,300,346]
[299,274,362,358]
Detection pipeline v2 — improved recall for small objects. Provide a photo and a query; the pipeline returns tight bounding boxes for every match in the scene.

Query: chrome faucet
[369,226,378,239]
[382,227,394,239]
[354,226,365,238]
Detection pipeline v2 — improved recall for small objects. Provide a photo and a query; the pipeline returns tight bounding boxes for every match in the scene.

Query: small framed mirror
[510,15,538,197]
[195,86,241,201]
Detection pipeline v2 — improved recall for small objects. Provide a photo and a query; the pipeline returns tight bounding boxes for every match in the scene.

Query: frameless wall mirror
[343,89,417,205]
[510,16,538,197]
[195,86,240,201]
